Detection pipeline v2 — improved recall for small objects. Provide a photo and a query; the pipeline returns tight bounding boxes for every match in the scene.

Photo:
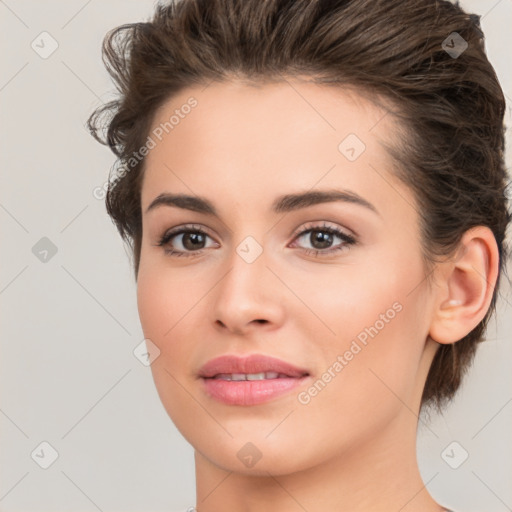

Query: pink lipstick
[198,354,310,406]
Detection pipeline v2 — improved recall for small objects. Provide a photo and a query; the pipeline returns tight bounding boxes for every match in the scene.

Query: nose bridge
[212,235,284,331]
[218,237,270,307]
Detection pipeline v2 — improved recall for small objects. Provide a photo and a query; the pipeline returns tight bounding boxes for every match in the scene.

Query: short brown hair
[88,0,510,410]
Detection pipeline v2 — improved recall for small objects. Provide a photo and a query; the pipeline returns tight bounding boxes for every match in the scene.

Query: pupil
[311,230,332,249]
[183,232,205,250]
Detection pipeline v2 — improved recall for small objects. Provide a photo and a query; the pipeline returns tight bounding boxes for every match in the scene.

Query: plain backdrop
[1,1,511,511]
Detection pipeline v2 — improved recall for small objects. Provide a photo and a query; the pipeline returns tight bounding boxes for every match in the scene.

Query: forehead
[140,79,406,214]
[148,78,395,148]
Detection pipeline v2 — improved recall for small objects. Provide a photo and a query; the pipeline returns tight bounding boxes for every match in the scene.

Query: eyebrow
[145,189,379,216]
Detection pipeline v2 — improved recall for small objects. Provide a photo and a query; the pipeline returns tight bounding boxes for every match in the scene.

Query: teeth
[213,371,283,381]
[247,371,279,380]
[245,372,266,380]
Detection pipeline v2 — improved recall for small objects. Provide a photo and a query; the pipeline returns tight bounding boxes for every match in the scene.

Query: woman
[88,0,510,510]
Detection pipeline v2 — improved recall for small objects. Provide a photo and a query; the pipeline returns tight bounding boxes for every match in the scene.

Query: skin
[136,79,499,512]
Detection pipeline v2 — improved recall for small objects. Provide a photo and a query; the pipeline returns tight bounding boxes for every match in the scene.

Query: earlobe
[429,226,500,345]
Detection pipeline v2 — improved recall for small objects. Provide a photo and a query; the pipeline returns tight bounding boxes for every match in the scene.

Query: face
[137,79,440,475]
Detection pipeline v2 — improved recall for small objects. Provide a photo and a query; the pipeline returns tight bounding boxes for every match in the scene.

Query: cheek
[287,250,423,338]
[136,275,170,342]
[136,261,217,397]
[290,254,430,408]
[136,259,206,342]
[136,268,202,431]
[136,267,193,402]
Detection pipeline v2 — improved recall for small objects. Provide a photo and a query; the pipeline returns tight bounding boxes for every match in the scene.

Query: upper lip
[199,354,310,379]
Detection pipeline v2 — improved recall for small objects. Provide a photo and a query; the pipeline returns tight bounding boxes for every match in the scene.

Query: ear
[428,226,500,345]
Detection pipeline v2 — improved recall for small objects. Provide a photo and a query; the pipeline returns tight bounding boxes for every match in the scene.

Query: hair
[87,0,510,410]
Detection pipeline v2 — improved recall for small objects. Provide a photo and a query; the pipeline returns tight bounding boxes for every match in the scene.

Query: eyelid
[289,220,355,240]
[160,223,217,241]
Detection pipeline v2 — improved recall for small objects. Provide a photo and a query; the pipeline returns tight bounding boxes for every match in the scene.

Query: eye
[289,222,356,257]
[155,224,218,257]
[155,222,356,259]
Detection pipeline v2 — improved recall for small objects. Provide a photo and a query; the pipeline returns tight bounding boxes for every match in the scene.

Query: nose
[211,243,286,335]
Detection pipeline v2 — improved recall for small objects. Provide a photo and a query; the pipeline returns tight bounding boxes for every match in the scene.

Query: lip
[199,354,310,406]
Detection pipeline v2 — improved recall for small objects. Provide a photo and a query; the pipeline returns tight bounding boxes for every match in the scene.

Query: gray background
[0,1,510,511]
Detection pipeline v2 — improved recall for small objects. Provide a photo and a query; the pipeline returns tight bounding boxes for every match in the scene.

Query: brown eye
[180,232,207,250]
[291,224,356,257]
[307,230,335,250]
[157,225,218,257]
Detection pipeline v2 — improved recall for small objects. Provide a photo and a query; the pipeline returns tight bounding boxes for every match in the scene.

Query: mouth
[198,354,310,406]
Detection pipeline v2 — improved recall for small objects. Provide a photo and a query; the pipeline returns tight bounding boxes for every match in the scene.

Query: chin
[196,441,317,477]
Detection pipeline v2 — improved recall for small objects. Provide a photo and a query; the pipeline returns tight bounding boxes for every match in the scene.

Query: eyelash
[155,222,357,259]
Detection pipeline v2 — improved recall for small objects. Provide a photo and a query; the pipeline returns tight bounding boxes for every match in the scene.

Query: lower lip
[201,376,309,406]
